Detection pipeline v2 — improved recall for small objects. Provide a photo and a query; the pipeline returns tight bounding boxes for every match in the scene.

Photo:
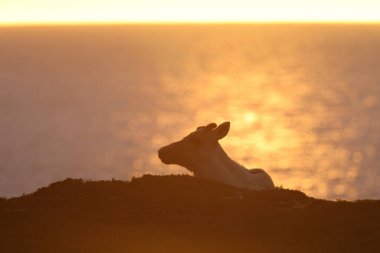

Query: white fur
[190,143,275,190]
[159,122,275,190]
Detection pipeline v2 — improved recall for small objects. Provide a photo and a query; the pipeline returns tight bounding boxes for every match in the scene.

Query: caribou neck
[188,143,245,186]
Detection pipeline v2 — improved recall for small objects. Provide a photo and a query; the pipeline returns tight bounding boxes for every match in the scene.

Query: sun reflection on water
[1,25,379,199]
[155,66,378,199]
[148,26,380,200]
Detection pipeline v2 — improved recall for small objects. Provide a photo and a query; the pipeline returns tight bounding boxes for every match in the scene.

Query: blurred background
[0,24,379,199]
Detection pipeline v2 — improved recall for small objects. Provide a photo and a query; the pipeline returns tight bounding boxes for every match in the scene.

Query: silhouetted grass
[0,174,379,253]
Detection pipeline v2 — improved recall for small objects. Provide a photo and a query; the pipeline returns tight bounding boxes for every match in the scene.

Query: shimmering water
[1,24,379,199]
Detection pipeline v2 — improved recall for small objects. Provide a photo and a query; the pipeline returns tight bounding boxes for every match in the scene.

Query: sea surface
[1,24,379,199]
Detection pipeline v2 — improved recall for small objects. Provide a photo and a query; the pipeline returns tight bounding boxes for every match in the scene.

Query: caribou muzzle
[158,143,179,165]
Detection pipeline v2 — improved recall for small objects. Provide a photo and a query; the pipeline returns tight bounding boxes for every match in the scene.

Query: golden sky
[1,0,379,25]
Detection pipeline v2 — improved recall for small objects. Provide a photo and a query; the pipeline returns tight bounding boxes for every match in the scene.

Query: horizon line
[1,20,380,27]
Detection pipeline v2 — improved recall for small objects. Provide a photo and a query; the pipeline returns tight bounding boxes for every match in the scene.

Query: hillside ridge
[1,175,379,253]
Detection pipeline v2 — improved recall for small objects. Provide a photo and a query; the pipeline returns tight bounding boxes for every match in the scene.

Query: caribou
[158,122,275,190]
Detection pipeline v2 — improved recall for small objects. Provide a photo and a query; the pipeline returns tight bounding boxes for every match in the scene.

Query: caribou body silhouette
[158,122,275,190]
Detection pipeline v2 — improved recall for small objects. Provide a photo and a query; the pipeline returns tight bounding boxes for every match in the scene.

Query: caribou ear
[205,123,217,130]
[213,122,230,140]
[197,123,217,131]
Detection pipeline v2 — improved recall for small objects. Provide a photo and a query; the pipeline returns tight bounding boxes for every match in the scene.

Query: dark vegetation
[0,175,379,253]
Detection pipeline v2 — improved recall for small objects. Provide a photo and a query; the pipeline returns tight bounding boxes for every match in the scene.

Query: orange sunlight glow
[1,0,380,25]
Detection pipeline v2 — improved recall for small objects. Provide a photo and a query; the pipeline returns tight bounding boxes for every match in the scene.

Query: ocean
[1,24,379,199]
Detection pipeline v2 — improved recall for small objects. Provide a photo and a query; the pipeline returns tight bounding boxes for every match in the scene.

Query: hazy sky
[1,0,380,24]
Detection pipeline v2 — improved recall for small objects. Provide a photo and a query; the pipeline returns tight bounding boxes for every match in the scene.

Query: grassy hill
[0,174,379,253]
